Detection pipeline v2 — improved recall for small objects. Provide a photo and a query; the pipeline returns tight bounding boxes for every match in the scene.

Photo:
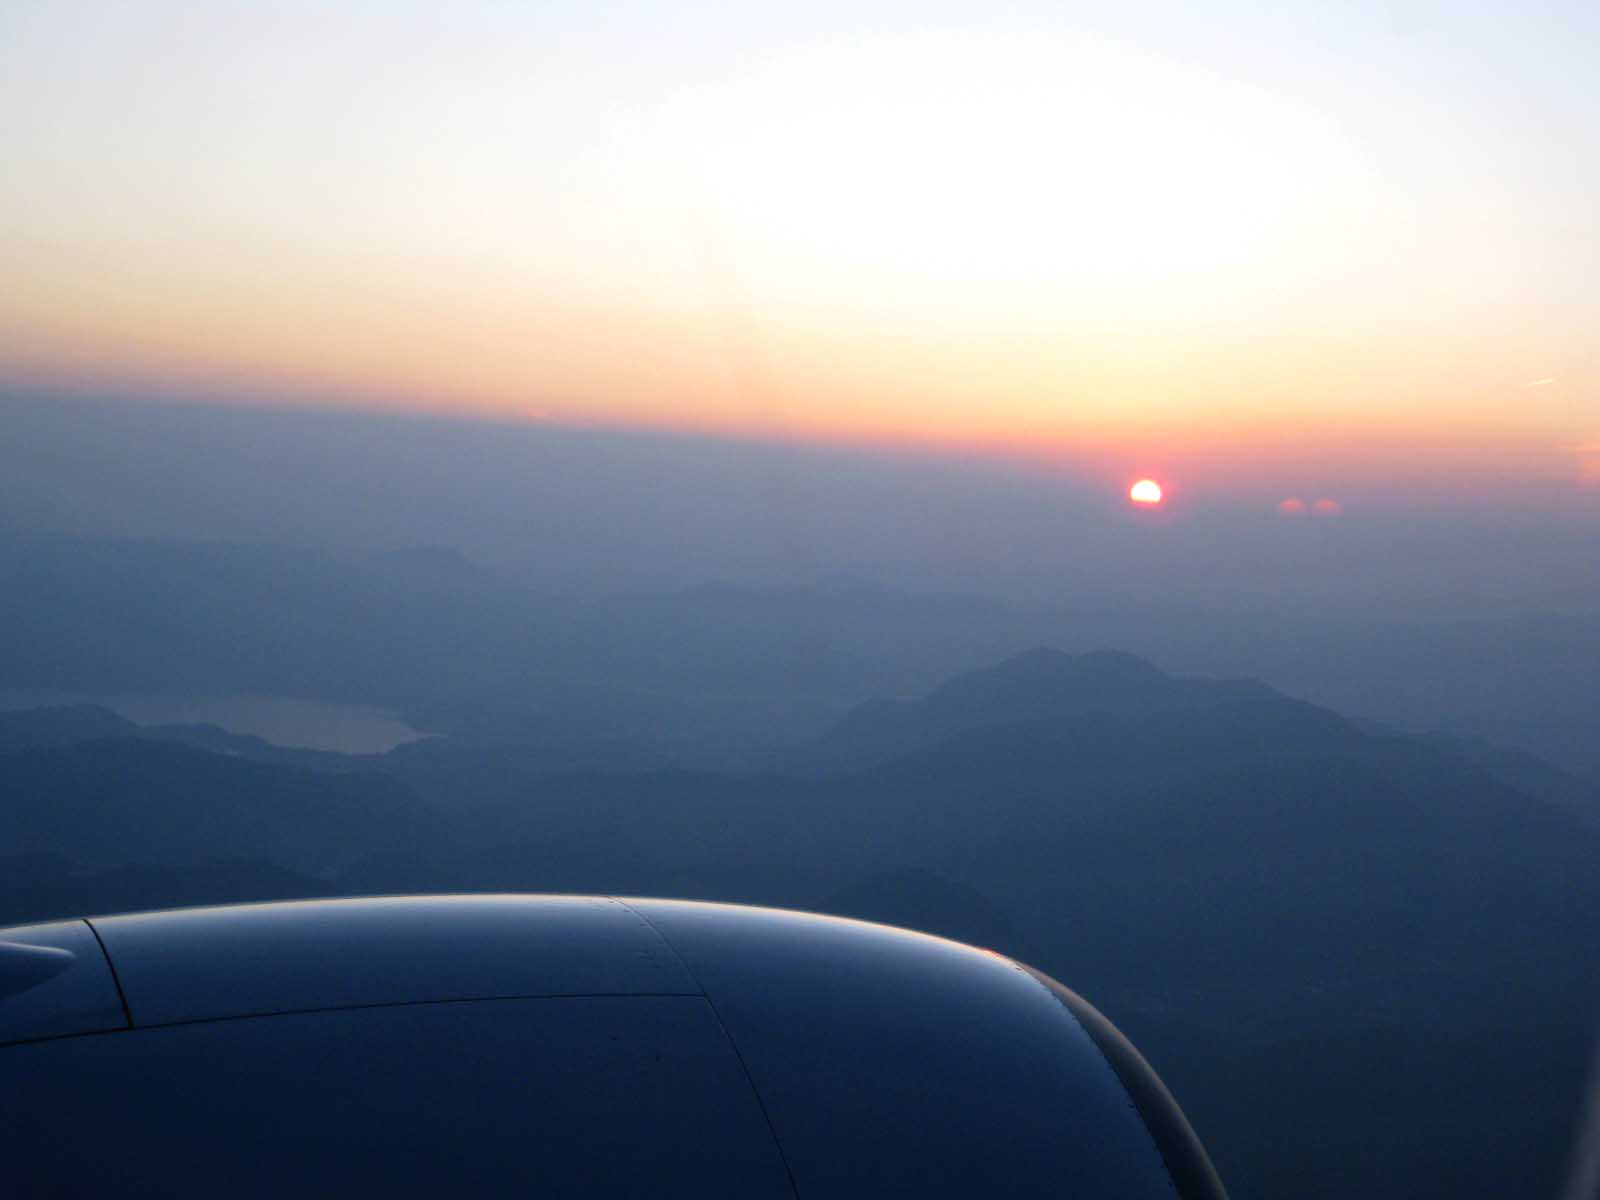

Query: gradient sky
[2,1,1597,496]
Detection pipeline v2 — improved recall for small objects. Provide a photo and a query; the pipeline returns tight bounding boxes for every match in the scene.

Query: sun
[1129,479,1164,506]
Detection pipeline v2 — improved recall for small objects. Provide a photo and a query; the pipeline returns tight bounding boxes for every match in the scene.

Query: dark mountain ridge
[0,703,139,752]
[791,647,1289,772]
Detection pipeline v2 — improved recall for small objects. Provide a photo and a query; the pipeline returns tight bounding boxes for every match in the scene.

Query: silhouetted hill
[0,739,439,874]
[0,701,706,805]
[0,702,365,771]
[779,696,1589,977]
[1410,730,1600,829]
[930,646,1271,720]
[766,666,1600,1199]
[792,647,1285,772]
[134,721,356,771]
[0,534,573,713]
[376,734,679,805]
[0,703,138,751]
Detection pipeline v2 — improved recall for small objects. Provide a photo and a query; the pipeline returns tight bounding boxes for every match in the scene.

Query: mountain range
[4,534,1597,778]
[2,647,1598,1199]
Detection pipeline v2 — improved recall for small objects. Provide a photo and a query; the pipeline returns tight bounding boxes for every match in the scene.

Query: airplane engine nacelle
[0,896,1226,1198]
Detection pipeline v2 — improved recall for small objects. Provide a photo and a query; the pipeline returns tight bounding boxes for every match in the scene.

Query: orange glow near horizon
[2,13,1595,506]
[7,342,1596,515]
[2,216,1587,500]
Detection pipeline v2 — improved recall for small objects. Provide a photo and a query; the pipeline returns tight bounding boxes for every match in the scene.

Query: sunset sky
[3,1,1596,496]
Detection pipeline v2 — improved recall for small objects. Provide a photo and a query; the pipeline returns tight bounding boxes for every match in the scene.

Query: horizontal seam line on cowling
[0,1021,132,1051]
[67,989,707,1038]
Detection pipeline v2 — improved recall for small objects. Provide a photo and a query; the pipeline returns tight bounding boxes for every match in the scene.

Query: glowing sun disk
[1130,479,1163,505]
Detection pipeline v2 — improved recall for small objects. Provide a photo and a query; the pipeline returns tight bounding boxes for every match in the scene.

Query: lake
[0,691,427,755]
